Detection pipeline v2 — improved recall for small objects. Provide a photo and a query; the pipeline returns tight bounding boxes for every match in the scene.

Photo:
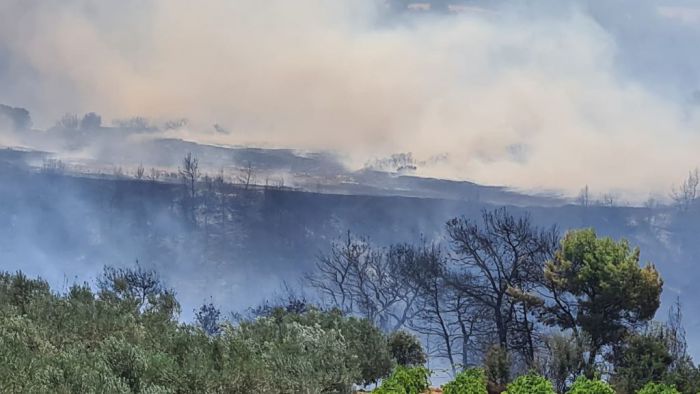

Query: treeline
[0,265,424,393]
[1,208,698,393]
[306,208,698,393]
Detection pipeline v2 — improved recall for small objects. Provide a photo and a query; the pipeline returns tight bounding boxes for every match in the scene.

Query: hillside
[1,146,698,358]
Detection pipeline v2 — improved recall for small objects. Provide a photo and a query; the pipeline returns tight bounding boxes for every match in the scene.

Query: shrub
[637,382,681,394]
[503,373,555,394]
[388,331,427,367]
[344,317,393,385]
[0,268,392,393]
[611,327,674,394]
[443,368,488,394]
[374,366,430,394]
[567,376,614,394]
[484,345,510,386]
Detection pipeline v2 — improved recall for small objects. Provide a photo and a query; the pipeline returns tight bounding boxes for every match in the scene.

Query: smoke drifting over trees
[3,1,700,391]
[2,1,700,196]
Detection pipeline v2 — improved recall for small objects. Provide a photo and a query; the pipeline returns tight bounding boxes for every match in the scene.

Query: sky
[2,0,700,199]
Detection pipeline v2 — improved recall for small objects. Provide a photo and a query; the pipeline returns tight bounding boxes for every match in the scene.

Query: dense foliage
[388,331,427,367]
[442,368,488,394]
[0,267,395,393]
[503,373,556,394]
[637,382,681,394]
[540,229,663,376]
[372,366,430,394]
[567,376,615,394]
[3,205,700,394]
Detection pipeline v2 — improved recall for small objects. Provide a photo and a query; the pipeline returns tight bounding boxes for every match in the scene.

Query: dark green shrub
[443,368,488,394]
[0,268,392,393]
[345,317,393,385]
[567,376,614,394]
[388,331,427,367]
[374,366,430,394]
[503,373,555,394]
[611,327,674,394]
[484,345,510,386]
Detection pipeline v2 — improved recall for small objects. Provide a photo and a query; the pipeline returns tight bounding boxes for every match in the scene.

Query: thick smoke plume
[2,0,700,197]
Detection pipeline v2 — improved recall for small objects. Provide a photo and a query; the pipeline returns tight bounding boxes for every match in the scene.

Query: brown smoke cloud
[1,0,700,199]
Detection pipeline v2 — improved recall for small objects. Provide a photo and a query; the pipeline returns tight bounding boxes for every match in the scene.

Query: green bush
[374,366,430,394]
[442,368,488,394]
[0,267,395,393]
[388,331,427,367]
[503,373,555,394]
[342,316,394,385]
[567,376,614,394]
[637,382,681,394]
[484,345,510,386]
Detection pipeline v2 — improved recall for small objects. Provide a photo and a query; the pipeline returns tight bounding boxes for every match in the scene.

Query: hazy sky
[2,0,700,198]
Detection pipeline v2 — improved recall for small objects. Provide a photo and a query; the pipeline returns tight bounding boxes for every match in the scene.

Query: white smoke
[1,0,700,198]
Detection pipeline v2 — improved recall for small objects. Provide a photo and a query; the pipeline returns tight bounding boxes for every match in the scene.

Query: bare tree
[264,175,287,190]
[643,196,657,210]
[202,174,214,237]
[148,167,160,182]
[179,153,200,225]
[404,244,485,375]
[113,116,154,131]
[180,153,200,199]
[238,161,256,190]
[599,192,617,207]
[135,163,145,180]
[56,113,79,129]
[446,208,558,367]
[667,297,688,370]
[41,158,66,175]
[671,168,699,211]
[306,233,421,332]
[164,118,188,130]
[577,185,590,207]
[214,170,229,232]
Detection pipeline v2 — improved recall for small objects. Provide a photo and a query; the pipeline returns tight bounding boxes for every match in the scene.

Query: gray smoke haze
[2,0,700,198]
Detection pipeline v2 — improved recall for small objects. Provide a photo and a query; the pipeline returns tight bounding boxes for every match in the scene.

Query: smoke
[1,0,700,198]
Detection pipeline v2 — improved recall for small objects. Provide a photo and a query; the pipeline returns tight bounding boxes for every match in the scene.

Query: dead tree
[599,192,617,207]
[135,163,145,180]
[148,167,160,182]
[180,152,200,200]
[577,185,590,207]
[403,244,488,373]
[446,208,558,367]
[56,113,79,129]
[671,168,699,211]
[179,153,200,225]
[404,244,456,373]
[306,233,420,332]
[238,161,256,190]
[214,170,229,234]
